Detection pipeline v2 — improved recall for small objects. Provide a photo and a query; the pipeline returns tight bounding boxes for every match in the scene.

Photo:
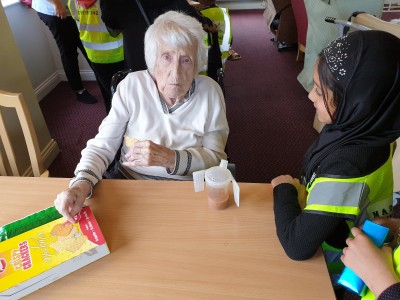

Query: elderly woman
[54,11,229,223]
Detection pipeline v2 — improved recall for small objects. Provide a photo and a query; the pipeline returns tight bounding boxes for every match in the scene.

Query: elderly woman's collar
[148,68,196,114]
[185,79,196,100]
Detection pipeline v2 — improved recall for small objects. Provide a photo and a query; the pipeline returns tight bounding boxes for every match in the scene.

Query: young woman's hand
[271,175,307,208]
[271,175,295,188]
[341,227,398,298]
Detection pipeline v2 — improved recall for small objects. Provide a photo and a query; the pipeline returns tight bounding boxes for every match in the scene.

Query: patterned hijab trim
[323,35,352,82]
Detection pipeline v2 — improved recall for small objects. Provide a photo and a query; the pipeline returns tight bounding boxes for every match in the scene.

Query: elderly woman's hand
[54,181,90,223]
[123,140,176,170]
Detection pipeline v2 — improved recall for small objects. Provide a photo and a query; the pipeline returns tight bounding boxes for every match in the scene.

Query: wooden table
[0,177,335,299]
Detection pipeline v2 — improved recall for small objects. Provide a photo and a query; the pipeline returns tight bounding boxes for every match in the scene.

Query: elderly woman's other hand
[123,140,176,169]
[54,181,90,223]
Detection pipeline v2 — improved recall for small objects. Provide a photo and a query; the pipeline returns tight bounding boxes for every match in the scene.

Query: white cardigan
[73,71,229,186]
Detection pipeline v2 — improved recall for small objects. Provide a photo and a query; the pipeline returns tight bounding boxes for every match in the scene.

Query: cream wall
[3,1,94,101]
[0,2,59,175]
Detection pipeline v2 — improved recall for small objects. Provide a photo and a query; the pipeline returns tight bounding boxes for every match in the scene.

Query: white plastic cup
[205,166,232,210]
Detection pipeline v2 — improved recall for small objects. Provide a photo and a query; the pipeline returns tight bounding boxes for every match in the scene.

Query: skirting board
[34,72,60,102]
[34,70,96,102]
[22,138,60,177]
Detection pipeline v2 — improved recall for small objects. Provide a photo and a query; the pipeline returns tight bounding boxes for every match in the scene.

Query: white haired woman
[54,11,229,223]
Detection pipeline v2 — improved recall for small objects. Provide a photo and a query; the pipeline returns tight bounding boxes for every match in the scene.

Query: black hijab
[303,30,400,182]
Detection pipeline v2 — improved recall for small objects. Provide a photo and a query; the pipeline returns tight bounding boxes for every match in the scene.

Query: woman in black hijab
[271,30,400,294]
[100,0,214,71]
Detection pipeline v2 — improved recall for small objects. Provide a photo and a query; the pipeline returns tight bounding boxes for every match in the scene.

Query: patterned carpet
[223,10,317,183]
[40,81,106,178]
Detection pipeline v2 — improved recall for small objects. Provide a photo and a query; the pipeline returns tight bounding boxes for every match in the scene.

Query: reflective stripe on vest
[81,39,123,51]
[68,0,123,64]
[201,7,232,64]
[305,143,394,222]
[306,143,394,281]
[306,180,369,217]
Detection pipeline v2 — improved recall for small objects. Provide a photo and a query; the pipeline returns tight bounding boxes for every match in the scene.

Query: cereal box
[0,206,109,299]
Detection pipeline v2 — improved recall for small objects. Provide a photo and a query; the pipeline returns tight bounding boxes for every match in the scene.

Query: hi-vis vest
[304,143,395,283]
[200,6,232,66]
[68,0,123,64]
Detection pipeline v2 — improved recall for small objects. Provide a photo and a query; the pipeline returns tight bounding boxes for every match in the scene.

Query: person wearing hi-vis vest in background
[193,0,241,65]
[99,0,216,73]
[68,0,125,113]
[271,30,400,299]
[32,0,98,104]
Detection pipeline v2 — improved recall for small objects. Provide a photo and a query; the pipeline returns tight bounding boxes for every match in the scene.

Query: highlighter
[338,220,389,296]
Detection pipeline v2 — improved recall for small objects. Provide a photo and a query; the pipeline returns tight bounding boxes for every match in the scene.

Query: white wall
[0,1,59,174]
[3,1,94,101]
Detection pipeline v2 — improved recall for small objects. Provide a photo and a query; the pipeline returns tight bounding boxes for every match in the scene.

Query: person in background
[271,30,400,297]
[193,0,241,63]
[54,11,229,223]
[99,0,216,72]
[68,0,124,113]
[32,0,97,104]
[341,221,400,300]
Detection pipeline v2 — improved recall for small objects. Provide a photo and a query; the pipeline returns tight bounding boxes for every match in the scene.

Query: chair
[264,0,298,51]
[291,0,307,61]
[352,12,400,37]
[0,90,49,177]
[110,69,132,96]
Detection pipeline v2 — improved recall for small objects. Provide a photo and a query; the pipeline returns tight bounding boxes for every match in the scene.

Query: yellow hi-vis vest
[304,143,395,282]
[68,0,123,64]
[200,6,232,66]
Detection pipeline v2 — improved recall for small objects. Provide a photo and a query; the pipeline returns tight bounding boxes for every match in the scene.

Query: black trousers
[37,13,90,91]
[91,60,125,113]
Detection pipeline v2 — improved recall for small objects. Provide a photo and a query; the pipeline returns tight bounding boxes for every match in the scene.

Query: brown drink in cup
[205,166,232,210]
